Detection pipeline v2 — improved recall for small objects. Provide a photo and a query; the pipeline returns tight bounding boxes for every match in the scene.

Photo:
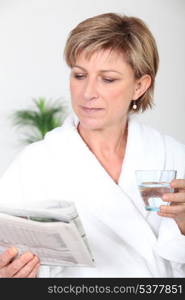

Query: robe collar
[46,113,167,276]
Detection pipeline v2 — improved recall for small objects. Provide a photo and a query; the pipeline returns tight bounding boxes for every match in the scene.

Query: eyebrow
[72,65,123,75]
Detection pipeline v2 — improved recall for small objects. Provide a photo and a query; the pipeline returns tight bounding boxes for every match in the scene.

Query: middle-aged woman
[0,13,185,278]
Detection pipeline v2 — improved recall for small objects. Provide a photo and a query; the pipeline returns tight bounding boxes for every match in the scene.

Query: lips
[80,106,104,113]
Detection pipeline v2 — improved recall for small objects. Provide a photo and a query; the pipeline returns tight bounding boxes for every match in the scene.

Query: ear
[132,74,152,100]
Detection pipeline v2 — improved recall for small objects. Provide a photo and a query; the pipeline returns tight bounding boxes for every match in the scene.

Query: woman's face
[70,49,140,131]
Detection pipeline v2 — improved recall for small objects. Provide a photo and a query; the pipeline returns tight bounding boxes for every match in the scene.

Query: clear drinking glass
[135,170,177,211]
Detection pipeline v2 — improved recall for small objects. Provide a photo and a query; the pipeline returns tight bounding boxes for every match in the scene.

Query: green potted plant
[12,97,68,144]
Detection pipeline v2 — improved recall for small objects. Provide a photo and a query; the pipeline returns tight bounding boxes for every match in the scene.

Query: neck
[78,120,128,159]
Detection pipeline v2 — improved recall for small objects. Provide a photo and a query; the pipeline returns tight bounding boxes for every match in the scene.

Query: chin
[78,117,106,131]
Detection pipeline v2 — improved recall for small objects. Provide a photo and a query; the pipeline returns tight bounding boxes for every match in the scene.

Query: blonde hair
[64,13,159,112]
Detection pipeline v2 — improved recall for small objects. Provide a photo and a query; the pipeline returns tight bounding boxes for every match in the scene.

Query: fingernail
[34,256,39,262]
[162,194,168,200]
[9,247,18,255]
[24,252,34,259]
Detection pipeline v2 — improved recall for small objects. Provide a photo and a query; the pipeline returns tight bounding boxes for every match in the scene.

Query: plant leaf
[11,97,68,144]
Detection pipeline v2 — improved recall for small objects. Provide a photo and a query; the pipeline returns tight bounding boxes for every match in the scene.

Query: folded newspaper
[0,200,95,267]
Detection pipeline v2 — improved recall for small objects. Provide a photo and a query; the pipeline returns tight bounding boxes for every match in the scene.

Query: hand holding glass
[135,170,177,211]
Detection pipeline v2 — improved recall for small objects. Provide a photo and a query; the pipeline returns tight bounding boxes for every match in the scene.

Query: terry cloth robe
[0,113,185,278]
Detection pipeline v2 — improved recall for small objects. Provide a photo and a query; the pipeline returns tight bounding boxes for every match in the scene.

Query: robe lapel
[69,119,165,272]
[118,117,166,217]
[46,114,167,276]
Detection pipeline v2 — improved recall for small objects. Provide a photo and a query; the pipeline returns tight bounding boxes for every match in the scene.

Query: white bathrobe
[0,113,185,278]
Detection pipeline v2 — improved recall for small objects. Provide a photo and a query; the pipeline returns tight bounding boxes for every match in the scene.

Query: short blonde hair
[64,13,159,112]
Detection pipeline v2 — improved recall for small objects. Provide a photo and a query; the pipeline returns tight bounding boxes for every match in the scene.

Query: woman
[0,12,185,278]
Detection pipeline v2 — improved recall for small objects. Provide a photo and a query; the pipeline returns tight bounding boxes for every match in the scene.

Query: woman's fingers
[160,204,185,215]
[162,179,185,203]
[27,263,40,278]
[5,252,35,277]
[0,249,40,278]
[171,179,185,190]
[157,211,174,218]
[163,192,185,203]
[13,255,40,278]
[0,247,18,269]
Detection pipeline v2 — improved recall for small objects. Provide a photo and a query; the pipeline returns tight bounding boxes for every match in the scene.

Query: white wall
[0,0,184,176]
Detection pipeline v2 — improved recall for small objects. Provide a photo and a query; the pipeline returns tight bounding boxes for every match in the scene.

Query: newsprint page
[0,200,94,267]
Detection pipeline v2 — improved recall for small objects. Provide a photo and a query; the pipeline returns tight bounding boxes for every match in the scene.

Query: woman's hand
[0,247,40,278]
[158,179,185,235]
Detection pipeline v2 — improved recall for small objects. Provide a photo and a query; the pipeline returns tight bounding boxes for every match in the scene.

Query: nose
[84,78,98,101]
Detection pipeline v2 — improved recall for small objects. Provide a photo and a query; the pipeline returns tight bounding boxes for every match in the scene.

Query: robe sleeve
[154,217,185,276]
[154,135,185,277]
[0,145,57,278]
[0,153,24,205]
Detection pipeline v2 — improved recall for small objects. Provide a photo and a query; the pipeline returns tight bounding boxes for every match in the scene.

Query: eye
[102,78,117,83]
[73,73,86,80]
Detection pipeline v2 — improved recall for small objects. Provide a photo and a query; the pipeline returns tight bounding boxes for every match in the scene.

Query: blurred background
[0,0,185,176]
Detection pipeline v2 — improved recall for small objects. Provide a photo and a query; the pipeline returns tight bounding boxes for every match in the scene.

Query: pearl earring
[132,101,137,110]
